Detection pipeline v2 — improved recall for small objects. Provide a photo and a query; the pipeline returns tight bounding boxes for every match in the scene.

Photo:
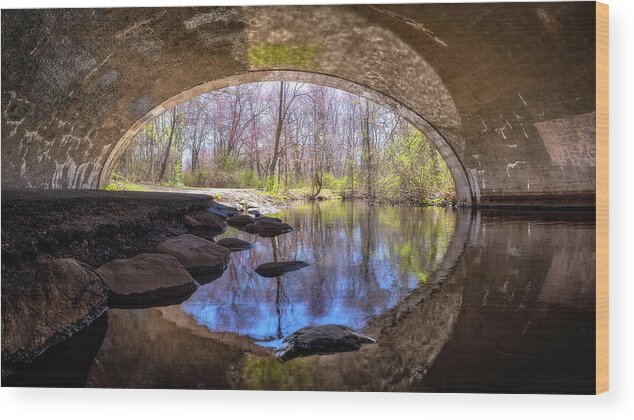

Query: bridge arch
[1,4,597,207]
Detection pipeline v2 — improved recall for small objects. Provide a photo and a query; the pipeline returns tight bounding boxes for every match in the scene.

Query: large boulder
[216,238,254,252]
[1,258,108,366]
[254,261,309,277]
[96,254,198,307]
[156,234,231,283]
[275,325,375,362]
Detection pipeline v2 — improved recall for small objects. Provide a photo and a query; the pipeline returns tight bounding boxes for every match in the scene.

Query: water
[7,202,596,393]
[182,202,456,349]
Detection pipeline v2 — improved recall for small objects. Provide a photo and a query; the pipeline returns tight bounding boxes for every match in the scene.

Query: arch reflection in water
[84,204,595,393]
[180,201,457,347]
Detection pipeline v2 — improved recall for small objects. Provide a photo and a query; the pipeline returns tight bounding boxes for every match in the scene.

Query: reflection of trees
[182,202,457,342]
[271,236,288,339]
[307,202,329,320]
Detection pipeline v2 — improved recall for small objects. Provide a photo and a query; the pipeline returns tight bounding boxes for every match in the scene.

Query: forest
[112,81,455,205]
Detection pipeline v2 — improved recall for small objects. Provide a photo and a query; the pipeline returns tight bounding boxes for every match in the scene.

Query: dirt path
[143,186,287,215]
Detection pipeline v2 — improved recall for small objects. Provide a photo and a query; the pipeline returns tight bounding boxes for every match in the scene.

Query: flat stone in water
[187,212,227,239]
[216,237,254,252]
[275,325,376,362]
[244,219,293,237]
[156,234,231,283]
[227,214,255,228]
[254,261,309,277]
[209,202,240,220]
[96,253,198,308]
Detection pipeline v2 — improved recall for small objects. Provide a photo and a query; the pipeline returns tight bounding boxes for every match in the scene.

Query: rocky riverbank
[132,185,287,215]
[1,188,318,378]
[1,190,222,374]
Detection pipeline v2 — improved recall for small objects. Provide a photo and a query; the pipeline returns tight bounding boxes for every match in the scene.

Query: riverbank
[0,190,218,372]
[1,188,303,376]
[107,182,287,215]
[107,182,456,210]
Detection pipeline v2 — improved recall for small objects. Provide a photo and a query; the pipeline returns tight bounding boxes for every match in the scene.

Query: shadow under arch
[98,70,476,206]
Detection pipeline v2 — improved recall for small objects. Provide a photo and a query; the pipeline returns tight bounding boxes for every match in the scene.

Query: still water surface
[9,202,596,393]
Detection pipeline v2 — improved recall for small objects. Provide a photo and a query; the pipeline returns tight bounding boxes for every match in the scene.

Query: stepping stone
[156,234,231,283]
[96,253,198,308]
[257,219,293,236]
[227,214,256,228]
[216,237,254,252]
[254,261,309,277]
[187,212,227,239]
[209,202,240,220]
[244,219,293,237]
[275,325,376,362]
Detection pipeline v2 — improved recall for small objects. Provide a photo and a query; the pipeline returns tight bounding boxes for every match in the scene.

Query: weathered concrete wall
[1,3,597,207]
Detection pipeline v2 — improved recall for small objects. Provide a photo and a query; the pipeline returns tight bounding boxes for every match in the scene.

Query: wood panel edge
[595,0,609,395]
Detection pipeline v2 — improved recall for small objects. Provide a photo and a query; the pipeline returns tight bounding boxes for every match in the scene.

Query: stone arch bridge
[1,3,597,207]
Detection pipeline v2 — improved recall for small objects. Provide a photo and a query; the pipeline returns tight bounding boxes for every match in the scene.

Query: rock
[216,238,254,252]
[96,254,198,308]
[1,258,108,365]
[246,208,262,217]
[275,325,375,362]
[209,202,240,220]
[227,214,255,228]
[246,218,293,238]
[156,234,231,283]
[187,211,227,239]
[183,215,202,227]
[254,261,309,277]
[243,222,260,234]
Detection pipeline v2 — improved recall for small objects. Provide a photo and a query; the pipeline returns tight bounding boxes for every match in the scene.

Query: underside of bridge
[2,3,597,207]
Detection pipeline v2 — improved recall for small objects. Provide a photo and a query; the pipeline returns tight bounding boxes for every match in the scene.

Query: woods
[112,81,455,205]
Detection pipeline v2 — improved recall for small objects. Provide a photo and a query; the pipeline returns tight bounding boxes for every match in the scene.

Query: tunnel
[1,3,598,207]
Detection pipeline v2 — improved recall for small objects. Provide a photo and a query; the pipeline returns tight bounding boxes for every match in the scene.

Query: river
[7,201,596,393]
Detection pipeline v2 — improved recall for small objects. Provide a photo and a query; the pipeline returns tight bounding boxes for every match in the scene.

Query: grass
[286,187,342,201]
[255,189,290,203]
[105,180,151,191]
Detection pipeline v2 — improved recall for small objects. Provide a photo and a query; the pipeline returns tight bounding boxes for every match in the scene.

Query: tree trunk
[158,108,177,183]
[269,81,285,177]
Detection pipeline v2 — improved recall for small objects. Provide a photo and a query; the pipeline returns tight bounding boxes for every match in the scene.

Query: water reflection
[181,202,456,348]
[14,203,595,393]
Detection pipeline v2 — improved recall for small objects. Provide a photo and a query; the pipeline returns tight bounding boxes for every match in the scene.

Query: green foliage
[372,130,455,205]
[256,188,289,203]
[238,169,264,189]
[265,175,283,194]
[248,43,318,69]
[182,155,267,189]
[105,179,150,192]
